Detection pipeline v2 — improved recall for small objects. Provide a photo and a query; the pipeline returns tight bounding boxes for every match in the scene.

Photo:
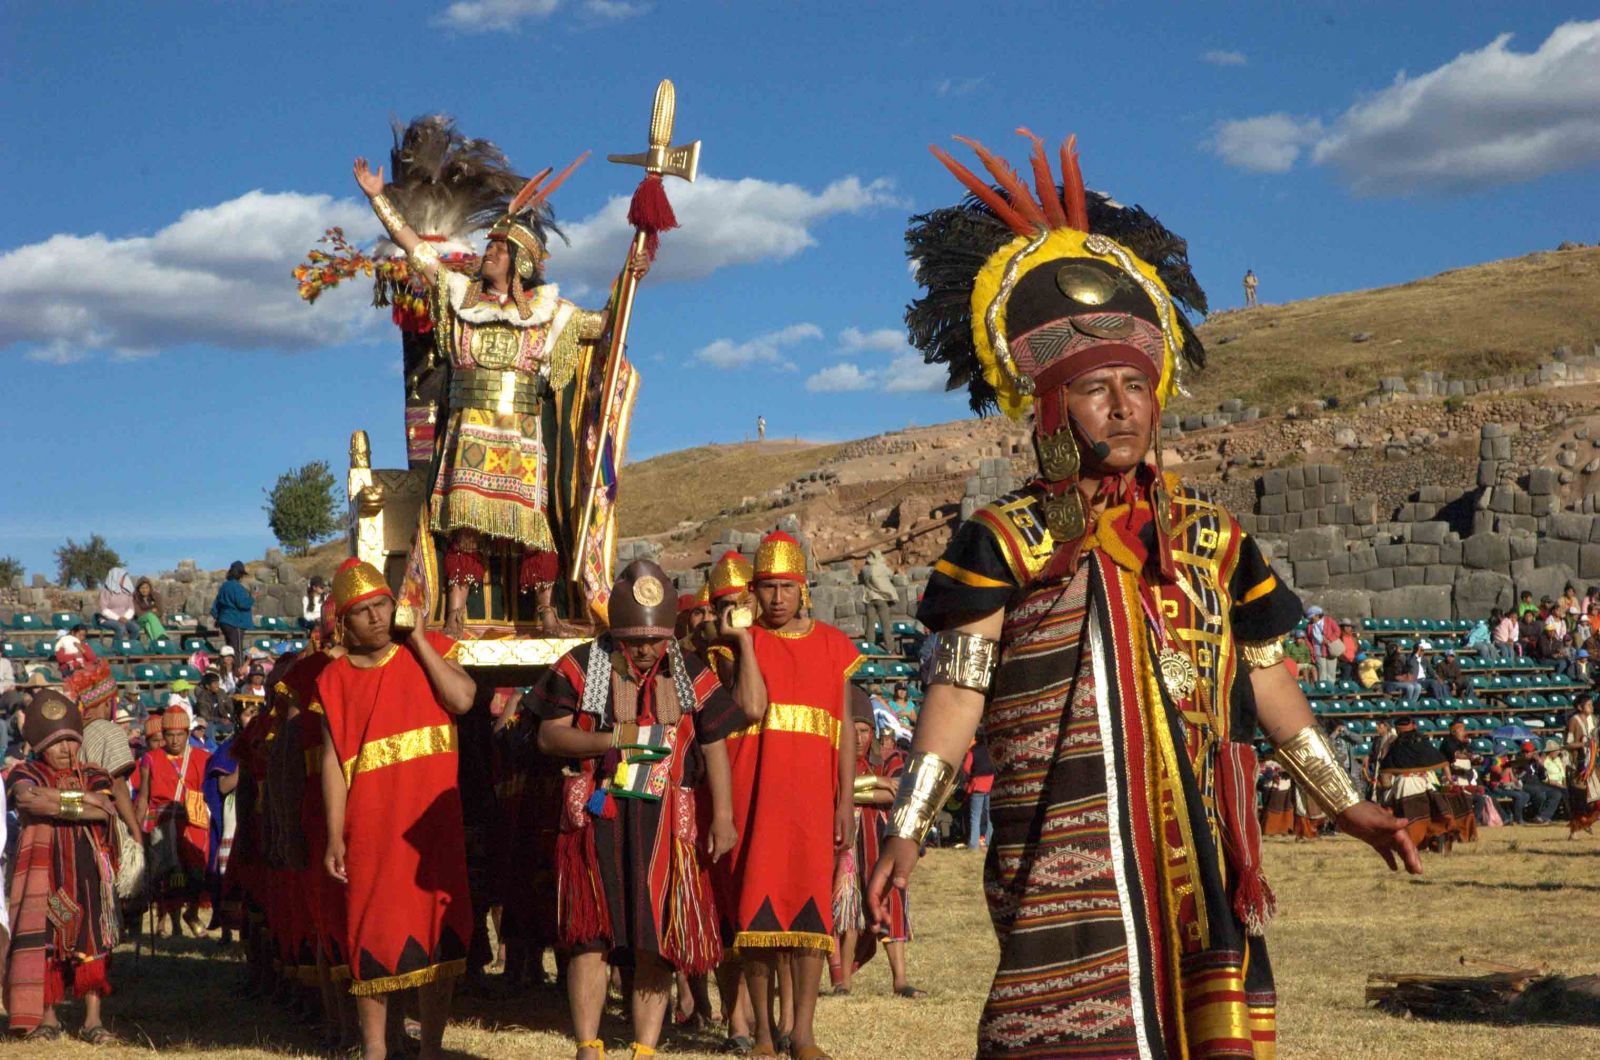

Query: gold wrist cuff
[852,773,880,805]
[371,192,408,235]
[886,752,959,844]
[928,630,1000,693]
[1239,637,1286,671]
[1273,725,1361,817]
[59,790,84,819]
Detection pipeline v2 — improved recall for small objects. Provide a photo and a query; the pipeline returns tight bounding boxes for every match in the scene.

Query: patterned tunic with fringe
[921,482,1302,1059]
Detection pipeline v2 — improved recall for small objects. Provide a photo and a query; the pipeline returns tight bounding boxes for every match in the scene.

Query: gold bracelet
[1273,725,1362,817]
[59,791,84,819]
[928,630,1001,693]
[852,773,880,805]
[885,752,959,844]
[1239,637,1286,670]
[370,192,407,235]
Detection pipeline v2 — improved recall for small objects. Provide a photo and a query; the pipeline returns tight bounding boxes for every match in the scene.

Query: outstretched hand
[866,836,921,929]
[353,157,385,198]
[1337,800,1423,875]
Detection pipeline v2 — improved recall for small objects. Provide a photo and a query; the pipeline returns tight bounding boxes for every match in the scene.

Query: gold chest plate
[469,325,523,370]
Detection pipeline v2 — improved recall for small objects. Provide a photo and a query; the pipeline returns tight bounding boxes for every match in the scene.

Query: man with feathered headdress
[352,119,648,638]
[867,131,1421,1058]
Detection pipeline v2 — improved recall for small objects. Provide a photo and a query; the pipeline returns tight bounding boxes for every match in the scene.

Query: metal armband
[59,790,84,820]
[852,773,881,805]
[370,192,409,236]
[1239,637,1286,671]
[928,630,1001,693]
[885,751,960,845]
[1272,725,1362,818]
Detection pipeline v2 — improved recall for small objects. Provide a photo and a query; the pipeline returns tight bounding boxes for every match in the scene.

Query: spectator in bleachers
[1303,606,1342,683]
[1586,600,1600,639]
[96,566,139,641]
[209,561,255,660]
[193,671,227,724]
[861,550,898,652]
[1492,608,1520,659]
[891,685,915,727]
[1573,646,1592,686]
[53,623,96,674]
[1516,590,1537,618]
[300,575,328,632]
[1337,622,1358,681]
[1518,608,1542,654]
[1486,756,1530,823]
[1513,741,1562,823]
[1540,738,1568,791]
[1439,721,1471,761]
[1432,649,1468,699]
[133,577,166,643]
[1467,615,1495,659]
[1381,642,1421,705]
[215,648,238,692]
[1355,651,1381,690]
[1561,584,1582,619]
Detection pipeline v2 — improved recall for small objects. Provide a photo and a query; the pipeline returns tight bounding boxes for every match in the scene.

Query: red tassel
[600,792,618,820]
[627,173,679,261]
[444,548,486,588]
[72,956,113,998]
[519,549,559,592]
[556,826,611,948]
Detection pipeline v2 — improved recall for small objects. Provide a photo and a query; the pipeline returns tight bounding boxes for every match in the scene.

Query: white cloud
[881,353,947,394]
[1210,21,1600,194]
[839,326,906,353]
[693,323,820,370]
[0,190,379,361]
[935,77,986,98]
[1201,49,1247,66]
[805,363,875,393]
[1207,113,1324,173]
[558,174,901,294]
[434,0,643,31]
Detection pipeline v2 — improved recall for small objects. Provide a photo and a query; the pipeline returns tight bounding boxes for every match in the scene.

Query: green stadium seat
[130,664,161,682]
[182,636,208,652]
[34,641,56,659]
[252,638,274,652]
[1397,618,1417,631]
[1529,693,1549,708]
[10,613,43,631]
[0,640,21,658]
[169,664,200,681]
[49,612,80,630]
[1314,681,1335,696]
[1505,694,1525,709]
[1470,738,1493,753]
[1418,698,1441,713]
[139,691,162,709]
[1337,680,1359,694]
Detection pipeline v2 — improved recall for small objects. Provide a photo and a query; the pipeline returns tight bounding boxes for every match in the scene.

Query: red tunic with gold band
[313,633,471,996]
[727,621,863,954]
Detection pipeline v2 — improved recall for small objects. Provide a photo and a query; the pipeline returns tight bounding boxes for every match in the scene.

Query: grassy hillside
[616,439,847,539]
[1178,246,1600,413]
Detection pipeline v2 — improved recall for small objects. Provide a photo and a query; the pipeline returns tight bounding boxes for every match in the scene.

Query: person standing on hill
[1243,268,1258,307]
[757,414,767,441]
[211,562,255,660]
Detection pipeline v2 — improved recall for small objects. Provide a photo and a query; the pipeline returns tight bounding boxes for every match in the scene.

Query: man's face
[854,720,873,758]
[1451,724,1466,739]
[1064,366,1155,474]
[617,635,668,674]
[481,239,511,288]
[42,739,78,771]
[161,726,188,755]
[753,579,801,627]
[342,595,395,651]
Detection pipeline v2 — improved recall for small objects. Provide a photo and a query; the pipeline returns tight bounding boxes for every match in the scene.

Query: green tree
[0,555,24,587]
[55,535,122,588]
[264,460,340,555]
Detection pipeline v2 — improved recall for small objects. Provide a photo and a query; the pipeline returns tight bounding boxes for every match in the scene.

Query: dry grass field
[615,440,845,540]
[26,826,1600,1058]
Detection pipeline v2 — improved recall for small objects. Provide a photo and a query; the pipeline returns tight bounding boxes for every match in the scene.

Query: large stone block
[1287,467,1306,491]
[1365,568,1395,591]
[1549,511,1591,541]
[1406,543,1440,565]
[1537,538,1581,572]
[1284,490,1305,514]
[1529,467,1558,495]
[1301,589,1373,620]
[1411,521,1447,546]
[1259,494,1286,516]
[1259,468,1287,496]
[1327,552,1350,576]
[1394,566,1426,587]
[1462,533,1511,570]
[1349,547,1377,574]
[1371,585,1452,620]
[1582,545,1600,580]
[1454,569,1513,618]
[1509,532,1538,561]
[1294,560,1330,588]
[1516,562,1578,605]
[1289,526,1343,562]
[1375,543,1407,567]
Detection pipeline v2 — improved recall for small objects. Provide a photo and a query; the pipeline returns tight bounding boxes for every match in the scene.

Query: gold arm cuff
[371,192,408,236]
[59,790,85,819]
[885,752,959,845]
[1273,725,1362,818]
[1239,637,1286,670]
[409,240,440,272]
[928,630,1000,693]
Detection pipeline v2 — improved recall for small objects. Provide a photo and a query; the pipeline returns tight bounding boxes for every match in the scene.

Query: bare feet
[444,607,467,640]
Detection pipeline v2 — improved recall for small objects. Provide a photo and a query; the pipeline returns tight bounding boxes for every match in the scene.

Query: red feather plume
[1016,127,1068,229]
[1059,135,1089,233]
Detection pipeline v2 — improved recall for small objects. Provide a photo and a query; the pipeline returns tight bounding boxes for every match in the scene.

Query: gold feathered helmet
[906,131,1209,546]
[480,152,588,313]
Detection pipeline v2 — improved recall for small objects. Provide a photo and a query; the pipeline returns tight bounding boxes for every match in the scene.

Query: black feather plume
[904,186,1208,414]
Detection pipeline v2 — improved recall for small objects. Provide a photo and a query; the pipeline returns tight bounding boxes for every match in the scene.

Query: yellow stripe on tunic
[341,723,457,785]
[764,702,840,748]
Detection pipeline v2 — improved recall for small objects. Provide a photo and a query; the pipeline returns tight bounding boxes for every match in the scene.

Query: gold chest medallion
[1159,647,1197,700]
[470,325,523,370]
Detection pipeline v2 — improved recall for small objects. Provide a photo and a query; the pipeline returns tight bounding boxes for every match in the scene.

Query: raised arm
[408,628,477,715]
[353,157,437,283]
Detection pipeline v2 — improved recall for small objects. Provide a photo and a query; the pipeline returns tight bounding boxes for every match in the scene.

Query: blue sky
[3,3,1598,580]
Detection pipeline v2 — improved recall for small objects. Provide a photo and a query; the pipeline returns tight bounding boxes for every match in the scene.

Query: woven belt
[448,368,544,415]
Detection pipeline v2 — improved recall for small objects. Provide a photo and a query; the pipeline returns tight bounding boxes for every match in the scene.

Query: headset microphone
[1086,439,1112,461]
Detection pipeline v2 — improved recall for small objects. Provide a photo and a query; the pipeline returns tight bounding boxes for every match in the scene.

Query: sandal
[577,1039,606,1059]
[831,985,850,996]
[24,1024,63,1041]
[721,1036,755,1055]
[79,1025,122,1046]
[894,984,928,999]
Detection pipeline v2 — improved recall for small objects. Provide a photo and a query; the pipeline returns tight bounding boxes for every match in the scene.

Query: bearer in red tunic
[315,558,477,1060]
[135,706,211,934]
[729,531,862,1060]
[535,560,742,1060]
